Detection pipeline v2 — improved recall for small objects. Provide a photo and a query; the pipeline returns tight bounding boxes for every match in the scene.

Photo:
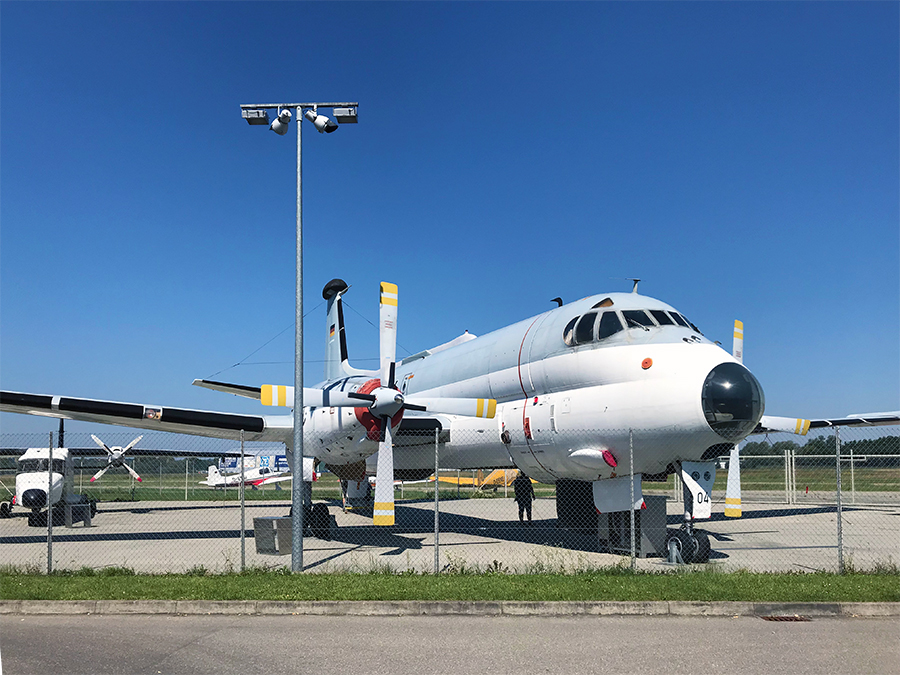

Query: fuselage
[303,291,765,483]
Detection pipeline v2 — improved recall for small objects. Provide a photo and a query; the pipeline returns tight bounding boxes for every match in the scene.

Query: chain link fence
[1,426,896,574]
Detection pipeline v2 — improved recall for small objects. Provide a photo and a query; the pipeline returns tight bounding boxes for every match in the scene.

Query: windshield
[17,458,64,473]
[622,310,653,329]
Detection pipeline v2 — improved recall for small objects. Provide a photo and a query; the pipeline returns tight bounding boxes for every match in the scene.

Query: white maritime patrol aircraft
[2,279,897,560]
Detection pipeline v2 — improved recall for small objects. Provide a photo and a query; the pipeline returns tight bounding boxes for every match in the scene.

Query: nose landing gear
[665,523,711,564]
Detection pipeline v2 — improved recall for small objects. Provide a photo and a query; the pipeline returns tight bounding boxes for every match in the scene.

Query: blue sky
[1,1,898,434]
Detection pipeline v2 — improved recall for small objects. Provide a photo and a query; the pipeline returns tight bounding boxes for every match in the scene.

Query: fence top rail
[731,454,900,459]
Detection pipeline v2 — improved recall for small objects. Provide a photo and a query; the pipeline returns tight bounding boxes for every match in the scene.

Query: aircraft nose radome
[701,362,765,441]
[20,489,46,509]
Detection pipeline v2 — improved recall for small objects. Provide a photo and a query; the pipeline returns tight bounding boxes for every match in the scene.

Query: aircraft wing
[256,474,293,486]
[191,379,261,400]
[808,412,900,429]
[0,390,290,444]
[0,446,245,458]
[754,411,900,436]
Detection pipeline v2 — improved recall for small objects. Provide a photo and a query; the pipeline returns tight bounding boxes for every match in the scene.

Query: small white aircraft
[199,464,292,489]
[88,434,144,483]
[0,427,250,525]
[0,446,96,526]
[2,279,897,559]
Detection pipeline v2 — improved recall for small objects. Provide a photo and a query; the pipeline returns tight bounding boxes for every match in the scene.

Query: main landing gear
[665,523,710,564]
[286,502,332,540]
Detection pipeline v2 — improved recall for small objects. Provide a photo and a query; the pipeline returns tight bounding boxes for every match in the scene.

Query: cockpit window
[683,316,702,334]
[574,312,597,344]
[563,317,578,346]
[650,310,674,326]
[17,458,64,473]
[622,310,654,329]
[670,312,690,328]
[597,311,625,340]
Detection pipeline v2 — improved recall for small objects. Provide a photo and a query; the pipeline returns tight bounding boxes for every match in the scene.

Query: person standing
[513,471,534,523]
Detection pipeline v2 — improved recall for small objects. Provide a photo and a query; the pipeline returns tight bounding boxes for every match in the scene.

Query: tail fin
[207,465,220,483]
[322,278,374,379]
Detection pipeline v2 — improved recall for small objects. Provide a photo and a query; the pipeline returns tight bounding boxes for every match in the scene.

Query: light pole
[240,101,358,572]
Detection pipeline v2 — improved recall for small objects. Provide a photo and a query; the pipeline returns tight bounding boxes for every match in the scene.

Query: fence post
[784,444,790,504]
[240,430,246,573]
[790,447,797,504]
[434,428,440,575]
[835,427,844,574]
[629,429,636,570]
[47,432,53,574]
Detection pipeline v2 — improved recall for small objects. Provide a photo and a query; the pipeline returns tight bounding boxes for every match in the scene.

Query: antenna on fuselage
[627,278,641,293]
[551,297,563,307]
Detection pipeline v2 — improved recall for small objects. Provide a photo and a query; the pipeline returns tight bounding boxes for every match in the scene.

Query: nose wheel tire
[692,530,711,563]
[666,529,698,564]
[0,502,10,518]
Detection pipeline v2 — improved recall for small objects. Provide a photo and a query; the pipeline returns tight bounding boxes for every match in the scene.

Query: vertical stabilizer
[323,279,350,381]
[322,278,375,379]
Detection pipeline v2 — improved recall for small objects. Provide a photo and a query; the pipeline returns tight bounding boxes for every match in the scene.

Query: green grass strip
[3,568,898,603]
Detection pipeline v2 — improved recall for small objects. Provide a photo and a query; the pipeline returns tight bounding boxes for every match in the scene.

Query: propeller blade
[733,320,743,364]
[724,443,742,518]
[91,434,113,455]
[123,462,143,483]
[90,465,111,482]
[123,435,143,452]
[262,385,377,409]
[261,384,293,407]
[403,397,497,419]
[373,415,395,526]
[759,415,811,435]
[379,282,398,389]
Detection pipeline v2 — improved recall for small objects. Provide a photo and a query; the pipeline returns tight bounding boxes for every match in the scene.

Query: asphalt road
[2,614,898,675]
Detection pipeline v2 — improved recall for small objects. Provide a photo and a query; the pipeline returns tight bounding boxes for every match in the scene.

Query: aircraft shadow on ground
[0,502,869,561]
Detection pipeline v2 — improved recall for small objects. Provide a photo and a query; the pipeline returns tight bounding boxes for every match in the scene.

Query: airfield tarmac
[1,494,897,574]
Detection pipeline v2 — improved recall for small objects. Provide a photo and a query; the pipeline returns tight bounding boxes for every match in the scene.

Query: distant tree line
[741,434,900,468]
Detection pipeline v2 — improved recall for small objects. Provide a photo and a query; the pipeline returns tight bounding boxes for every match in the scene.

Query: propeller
[723,321,744,517]
[89,435,143,483]
[724,320,811,517]
[260,281,497,526]
[373,282,400,526]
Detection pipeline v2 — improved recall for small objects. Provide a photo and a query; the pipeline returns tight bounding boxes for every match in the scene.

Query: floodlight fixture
[270,109,292,136]
[304,109,338,134]
[242,109,270,125]
[333,107,358,124]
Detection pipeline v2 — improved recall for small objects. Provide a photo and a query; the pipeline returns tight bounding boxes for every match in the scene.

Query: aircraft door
[527,397,553,447]
[500,402,554,482]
